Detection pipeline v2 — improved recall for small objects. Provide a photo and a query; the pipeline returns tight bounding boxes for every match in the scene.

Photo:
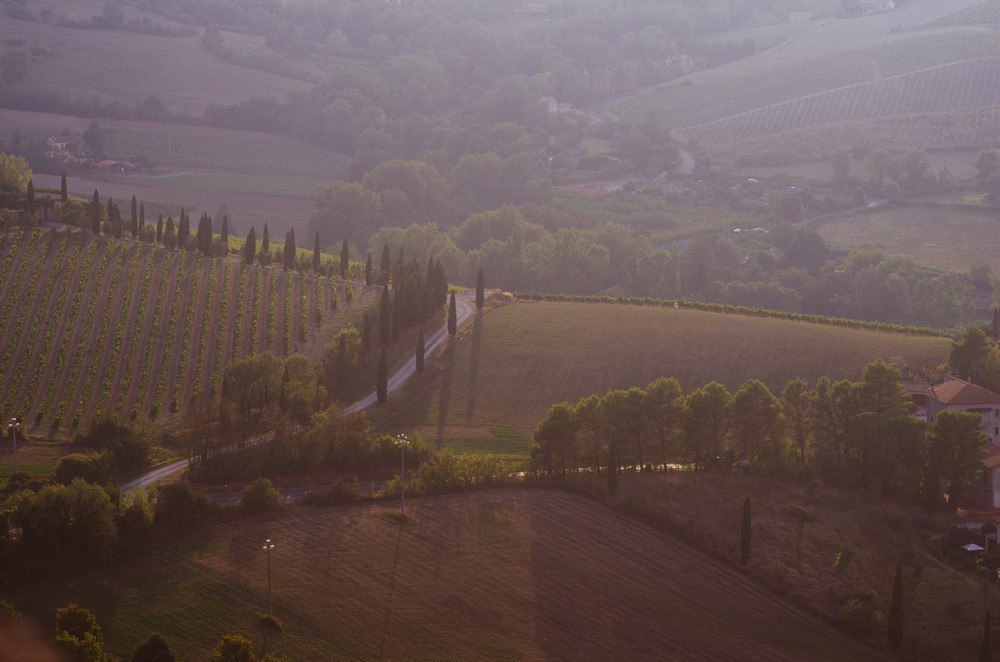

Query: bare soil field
[10,489,880,660]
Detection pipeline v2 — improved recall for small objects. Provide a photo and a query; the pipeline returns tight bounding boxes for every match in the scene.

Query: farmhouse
[906,376,1000,443]
[45,135,88,164]
[856,1,895,15]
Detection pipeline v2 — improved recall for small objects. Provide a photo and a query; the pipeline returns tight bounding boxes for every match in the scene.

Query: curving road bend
[123,289,479,492]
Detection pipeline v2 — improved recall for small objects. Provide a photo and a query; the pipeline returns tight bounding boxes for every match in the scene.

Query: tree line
[531,360,987,510]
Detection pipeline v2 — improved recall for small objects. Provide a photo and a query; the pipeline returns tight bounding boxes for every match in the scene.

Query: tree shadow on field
[465,313,483,420]
[435,339,456,450]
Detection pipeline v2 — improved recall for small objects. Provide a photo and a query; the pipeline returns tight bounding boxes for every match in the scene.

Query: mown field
[817,204,1000,273]
[374,300,949,446]
[0,229,375,436]
[9,489,877,660]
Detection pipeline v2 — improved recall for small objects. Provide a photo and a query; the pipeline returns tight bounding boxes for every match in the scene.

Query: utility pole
[7,417,19,474]
[262,538,275,618]
[395,434,410,518]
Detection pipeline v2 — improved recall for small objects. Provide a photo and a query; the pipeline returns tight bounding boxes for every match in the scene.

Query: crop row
[284,273,293,355]
[211,258,233,396]
[114,243,158,418]
[94,243,144,417]
[248,266,262,357]
[230,263,248,363]
[684,56,1000,145]
[191,258,217,398]
[0,230,43,385]
[155,253,189,415]
[171,255,200,413]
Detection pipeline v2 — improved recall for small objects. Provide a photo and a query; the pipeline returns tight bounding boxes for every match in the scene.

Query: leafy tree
[244,226,256,264]
[888,556,903,650]
[829,146,852,187]
[219,352,283,438]
[645,377,683,465]
[15,480,117,564]
[241,477,280,512]
[683,382,732,469]
[856,360,910,417]
[376,347,388,403]
[0,153,31,192]
[340,238,348,277]
[415,327,425,372]
[308,182,381,247]
[475,267,485,309]
[928,410,988,509]
[153,481,216,533]
[131,633,176,662]
[447,292,457,335]
[950,325,992,382]
[781,378,812,469]
[365,252,372,285]
[54,603,107,662]
[211,634,256,662]
[533,402,578,474]
[361,158,450,221]
[731,379,783,470]
[740,496,751,564]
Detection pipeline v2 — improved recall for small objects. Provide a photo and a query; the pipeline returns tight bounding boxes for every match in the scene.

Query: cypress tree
[262,223,270,254]
[394,246,405,284]
[888,556,903,650]
[379,287,391,346]
[380,243,390,284]
[424,256,435,319]
[415,327,425,372]
[164,216,176,250]
[156,214,163,243]
[130,195,138,237]
[313,232,321,272]
[284,229,296,269]
[177,209,189,249]
[980,609,992,662]
[340,239,349,278]
[365,253,372,286]
[362,311,371,354]
[475,267,485,310]
[221,215,229,254]
[376,348,388,403]
[60,172,67,203]
[91,189,100,234]
[139,203,145,237]
[447,292,457,335]
[740,496,752,565]
[391,288,401,343]
[26,179,35,213]
[244,226,256,265]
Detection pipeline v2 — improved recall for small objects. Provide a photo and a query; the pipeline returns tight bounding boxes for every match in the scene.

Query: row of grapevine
[93,242,145,416]
[684,56,1000,145]
[112,243,158,418]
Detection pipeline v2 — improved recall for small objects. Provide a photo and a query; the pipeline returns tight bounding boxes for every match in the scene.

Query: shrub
[241,478,280,512]
[55,452,110,486]
[839,590,885,635]
[211,634,256,661]
[834,547,855,572]
[15,480,117,564]
[301,483,358,507]
[153,481,217,533]
[131,632,175,662]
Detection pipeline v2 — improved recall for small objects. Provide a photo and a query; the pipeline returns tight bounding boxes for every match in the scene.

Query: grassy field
[372,300,949,445]
[9,488,879,660]
[817,204,1000,272]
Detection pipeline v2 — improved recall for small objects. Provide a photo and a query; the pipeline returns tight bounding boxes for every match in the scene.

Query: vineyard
[679,55,1000,145]
[0,229,374,437]
[927,1,1000,28]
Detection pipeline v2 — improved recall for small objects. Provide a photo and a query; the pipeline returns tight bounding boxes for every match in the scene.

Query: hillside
[9,489,877,660]
[374,300,949,448]
[0,228,374,437]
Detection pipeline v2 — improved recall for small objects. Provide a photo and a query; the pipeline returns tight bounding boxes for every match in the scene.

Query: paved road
[123,289,480,492]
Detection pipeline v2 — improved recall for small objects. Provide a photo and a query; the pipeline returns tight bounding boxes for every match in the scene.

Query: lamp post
[395,434,409,518]
[262,538,275,618]
[7,417,19,474]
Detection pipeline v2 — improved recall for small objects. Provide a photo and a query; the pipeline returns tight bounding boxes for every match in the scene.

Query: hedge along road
[122,289,479,492]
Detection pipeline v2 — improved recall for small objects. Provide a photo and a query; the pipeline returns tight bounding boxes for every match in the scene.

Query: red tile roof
[930,376,1000,405]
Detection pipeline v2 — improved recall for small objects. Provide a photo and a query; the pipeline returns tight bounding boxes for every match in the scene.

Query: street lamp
[395,434,410,518]
[7,417,19,474]
[262,538,275,618]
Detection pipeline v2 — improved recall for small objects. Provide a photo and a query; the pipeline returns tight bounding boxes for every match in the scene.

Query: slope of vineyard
[926,1,1000,28]
[0,228,374,436]
[678,55,1000,145]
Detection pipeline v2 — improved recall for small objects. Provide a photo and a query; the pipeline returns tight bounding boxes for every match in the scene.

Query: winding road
[122,289,479,492]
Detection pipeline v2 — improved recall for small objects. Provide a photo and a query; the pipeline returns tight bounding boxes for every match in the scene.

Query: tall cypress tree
[221,215,229,254]
[91,189,100,234]
[379,287,391,346]
[365,253,372,286]
[130,195,138,238]
[25,179,35,213]
[980,609,992,662]
[447,292,457,335]
[60,172,67,203]
[476,267,485,310]
[391,288,401,343]
[740,497,752,565]
[156,214,163,243]
[177,209,189,249]
[164,216,176,250]
[286,229,296,269]
[262,223,270,255]
[362,311,371,355]
[380,243,390,284]
[340,239,349,278]
[313,232,321,272]
[415,327,425,372]
[244,226,257,265]
[139,203,145,238]
[888,556,903,650]
[376,348,388,403]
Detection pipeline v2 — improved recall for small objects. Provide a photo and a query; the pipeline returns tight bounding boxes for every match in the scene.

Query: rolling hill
[9,489,878,660]
[374,300,950,449]
[0,228,374,436]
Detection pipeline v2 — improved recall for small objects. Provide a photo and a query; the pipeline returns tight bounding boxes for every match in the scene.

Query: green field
[374,301,949,444]
[817,204,1000,272]
[9,489,877,660]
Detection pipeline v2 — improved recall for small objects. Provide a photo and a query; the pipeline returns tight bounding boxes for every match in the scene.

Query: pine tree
[60,172,67,203]
[380,243,391,284]
[156,214,163,243]
[25,178,34,213]
[415,327,425,372]
[340,239,349,278]
[244,226,257,265]
[980,609,992,662]
[365,253,372,286]
[376,348,388,403]
[91,189,100,234]
[379,288,391,347]
[476,267,485,310]
[262,223,270,254]
[130,195,138,238]
[888,556,903,650]
[740,496,752,565]
[313,232,321,272]
[221,215,229,254]
[447,292,457,335]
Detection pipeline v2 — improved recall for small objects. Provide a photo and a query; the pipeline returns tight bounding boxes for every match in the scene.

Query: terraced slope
[0,229,374,435]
